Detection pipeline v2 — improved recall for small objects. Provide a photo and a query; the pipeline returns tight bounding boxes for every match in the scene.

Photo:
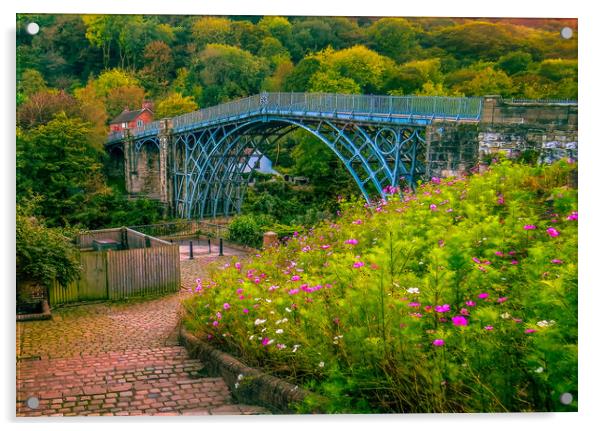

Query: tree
[16,204,80,289]
[105,85,146,119]
[191,17,233,49]
[257,16,293,48]
[435,21,527,61]
[139,40,174,97]
[73,82,109,148]
[16,113,107,227]
[155,92,198,118]
[93,68,140,98]
[366,18,422,63]
[313,46,396,94]
[18,69,47,101]
[456,67,514,97]
[390,58,444,95]
[283,57,322,92]
[309,70,361,94]
[82,15,118,68]
[17,89,80,128]
[190,43,269,105]
[537,59,577,82]
[497,51,533,75]
[263,59,294,92]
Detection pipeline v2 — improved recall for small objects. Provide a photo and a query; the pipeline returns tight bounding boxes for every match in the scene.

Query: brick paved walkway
[16,251,268,417]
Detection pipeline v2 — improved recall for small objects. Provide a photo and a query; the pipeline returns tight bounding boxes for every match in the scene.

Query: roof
[109,108,150,124]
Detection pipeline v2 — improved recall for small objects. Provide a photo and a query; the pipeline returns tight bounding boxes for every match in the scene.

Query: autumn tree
[191,17,233,49]
[155,92,198,118]
[105,86,146,119]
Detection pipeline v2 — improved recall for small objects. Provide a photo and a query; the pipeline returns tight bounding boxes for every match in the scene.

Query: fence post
[219,238,224,256]
[189,240,194,260]
[208,238,211,254]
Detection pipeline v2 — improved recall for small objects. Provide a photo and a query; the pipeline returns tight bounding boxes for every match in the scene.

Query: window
[137,119,143,127]
[122,122,128,129]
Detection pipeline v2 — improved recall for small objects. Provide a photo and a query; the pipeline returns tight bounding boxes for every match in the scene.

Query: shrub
[183,160,577,413]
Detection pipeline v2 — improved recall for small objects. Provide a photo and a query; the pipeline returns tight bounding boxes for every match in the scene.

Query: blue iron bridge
[106,92,483,219]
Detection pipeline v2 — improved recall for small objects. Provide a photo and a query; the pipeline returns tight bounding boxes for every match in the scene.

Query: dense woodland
[16,15,578,236]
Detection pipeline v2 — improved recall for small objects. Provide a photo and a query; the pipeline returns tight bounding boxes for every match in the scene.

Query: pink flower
[430,204,437,211]
[410,312,423,318]
[321,244,331,250]
[234,262,242,270]
[216,312,222,320]
[408,302,421,308]
[435,304,450,313]
[223,303,230,310]
[353,261,365,268]
[497,297,508,303]
[566,211,578,221]
[484,325,494,331]
[546,227,560,237]
[478,293,489,299]
[261,337,270,346]
[212,321,219,327]
[301,246,311,252]
[551,259,563,264]
[345,239,358,245]
[495,251,504,256]
[236,288,243,294]
[472,257,481,263]
[432,339,445,347]
[523,224,537,230]
[243,308,249,314]
[291,275,300,281]
[510,260,519,265]
[352,219,363,225]
[452,315,468,326]
[497,195,505,205]
[466,301,476,307]
[431,177,441,185]
[288,288,299,295]
[276,344,286,350]
[524,328,537,334]
[460,308,470,316]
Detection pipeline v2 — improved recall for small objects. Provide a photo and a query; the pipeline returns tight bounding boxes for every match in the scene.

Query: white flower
[254,318,267,326]
[237,374,244,381]
[318,361,325,368]
[281,318,288,323]
[267,339,274,345]
[285,307,292,313]
[418,261,424,265]
[292,344,300,353]
[249,335,255,340]
[261,328,267,333]
[406,287,420,294]
[235,382,240,389]
[275,329,284,334]
[500,312,511,319]
[535,367,544,374]
[266,299,272,303]
[537,320,552,327]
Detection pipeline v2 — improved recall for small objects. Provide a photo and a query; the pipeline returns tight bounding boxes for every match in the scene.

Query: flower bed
[181,160,578,413]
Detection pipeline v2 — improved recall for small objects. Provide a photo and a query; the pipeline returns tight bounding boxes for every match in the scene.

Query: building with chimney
[109,101,154,132]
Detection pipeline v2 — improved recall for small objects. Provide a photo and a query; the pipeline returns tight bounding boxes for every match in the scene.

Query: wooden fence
[49,228,180,306]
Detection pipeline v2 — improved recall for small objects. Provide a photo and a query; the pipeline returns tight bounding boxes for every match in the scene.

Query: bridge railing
[170,92,482,132]
[109,93,483,141]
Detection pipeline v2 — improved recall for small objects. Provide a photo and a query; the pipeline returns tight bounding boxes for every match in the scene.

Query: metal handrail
[108,93,483,142]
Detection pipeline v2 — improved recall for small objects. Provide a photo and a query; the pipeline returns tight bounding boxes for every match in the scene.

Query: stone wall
[425,97,578,178]
[128,142,161,199]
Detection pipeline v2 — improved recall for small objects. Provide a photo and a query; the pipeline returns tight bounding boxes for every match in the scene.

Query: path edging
[178,326,327,414]
[16,300,51,321]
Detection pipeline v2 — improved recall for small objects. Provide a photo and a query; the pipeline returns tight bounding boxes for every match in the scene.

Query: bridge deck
[107,92,483,143]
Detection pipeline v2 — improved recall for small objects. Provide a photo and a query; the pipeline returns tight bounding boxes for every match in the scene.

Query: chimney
[142,100,154,112]
[123,106,129,112]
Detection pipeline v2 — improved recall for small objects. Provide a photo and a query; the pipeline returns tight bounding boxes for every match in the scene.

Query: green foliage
[366,18,422,63]
[227,214,275,248]
[18,69,47,102]
[16,203,80,288]
[183,161,577,413]
[190,43,269,105]
[497,51,533,75]
[16,113,106,227]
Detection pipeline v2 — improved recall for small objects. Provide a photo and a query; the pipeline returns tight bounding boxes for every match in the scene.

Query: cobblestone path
[16,250,268,417]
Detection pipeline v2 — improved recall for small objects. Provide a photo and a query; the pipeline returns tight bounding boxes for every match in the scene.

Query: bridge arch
[173,116,425,219]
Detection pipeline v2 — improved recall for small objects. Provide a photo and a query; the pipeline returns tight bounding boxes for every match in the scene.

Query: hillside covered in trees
[16,15,578,231]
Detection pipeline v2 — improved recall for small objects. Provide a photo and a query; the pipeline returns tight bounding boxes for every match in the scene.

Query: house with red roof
[109,101,154,132]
